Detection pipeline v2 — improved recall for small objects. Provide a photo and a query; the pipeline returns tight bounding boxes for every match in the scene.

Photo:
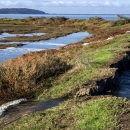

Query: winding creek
[0,32,90,63]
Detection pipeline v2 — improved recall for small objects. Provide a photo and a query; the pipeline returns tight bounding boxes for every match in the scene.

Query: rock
[106,36,113,40]
[82,43,89,46]
[126,31,130,34]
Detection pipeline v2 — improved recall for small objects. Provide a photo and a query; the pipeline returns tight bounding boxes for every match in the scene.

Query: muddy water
[115,70,130,99]
[0,98,65,128]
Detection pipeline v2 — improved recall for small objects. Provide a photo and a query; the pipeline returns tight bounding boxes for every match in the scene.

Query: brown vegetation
[0,52,71,104]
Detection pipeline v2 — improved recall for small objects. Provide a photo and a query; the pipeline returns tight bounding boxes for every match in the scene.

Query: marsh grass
[111,18,130,26]
[0,18,130,129]
[13,19,22,25]
[74,97,127,130]
[0,33,130,104]
[0,55,71,103]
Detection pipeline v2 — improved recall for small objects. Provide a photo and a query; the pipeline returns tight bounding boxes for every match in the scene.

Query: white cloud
[104,1,111,6]
[0,0,129,8]
[0,0,18,6]
[89,1,100,6]
[0,0,130,14]
[112,2,121,7]
[39,1,130,7]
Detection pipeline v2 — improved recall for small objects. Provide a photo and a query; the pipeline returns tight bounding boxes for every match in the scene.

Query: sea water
[0,14,130,20]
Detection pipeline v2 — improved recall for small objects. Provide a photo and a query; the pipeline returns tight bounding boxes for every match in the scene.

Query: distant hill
[0,8,47,14]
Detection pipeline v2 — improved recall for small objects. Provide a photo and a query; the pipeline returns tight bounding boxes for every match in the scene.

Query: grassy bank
[3,97,130,130]
[38,34,130,100]
[0,16,130,129]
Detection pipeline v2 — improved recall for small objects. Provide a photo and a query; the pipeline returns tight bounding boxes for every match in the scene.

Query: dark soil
[120,112,130,130]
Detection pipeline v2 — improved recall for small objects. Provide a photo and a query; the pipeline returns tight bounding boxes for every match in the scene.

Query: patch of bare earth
[120,113,130,130]
[118,105,130,130]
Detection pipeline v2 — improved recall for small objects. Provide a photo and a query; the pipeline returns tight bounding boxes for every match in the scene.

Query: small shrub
[111,19,130,26]
[0,55,71,104]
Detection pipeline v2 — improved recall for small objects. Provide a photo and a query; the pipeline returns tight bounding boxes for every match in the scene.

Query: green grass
[79,19,87,23]
[13,19,22,25]
[74,97,126,130]
[3,97,129,130]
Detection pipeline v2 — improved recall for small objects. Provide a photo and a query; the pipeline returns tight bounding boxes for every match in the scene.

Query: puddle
[0,98,65,128]
[114,70,130,99]
[0,32,90,63]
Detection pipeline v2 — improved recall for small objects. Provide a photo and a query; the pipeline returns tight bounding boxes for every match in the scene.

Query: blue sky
[0,0,130,14]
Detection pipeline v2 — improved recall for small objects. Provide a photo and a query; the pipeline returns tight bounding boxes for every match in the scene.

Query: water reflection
[0,32,90,63]
[115,70,130,99]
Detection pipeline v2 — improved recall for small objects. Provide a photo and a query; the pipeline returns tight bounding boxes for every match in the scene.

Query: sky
[0,0,130,14]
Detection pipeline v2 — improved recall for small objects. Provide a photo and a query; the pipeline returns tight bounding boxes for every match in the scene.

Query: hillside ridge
[0,8,47,14]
